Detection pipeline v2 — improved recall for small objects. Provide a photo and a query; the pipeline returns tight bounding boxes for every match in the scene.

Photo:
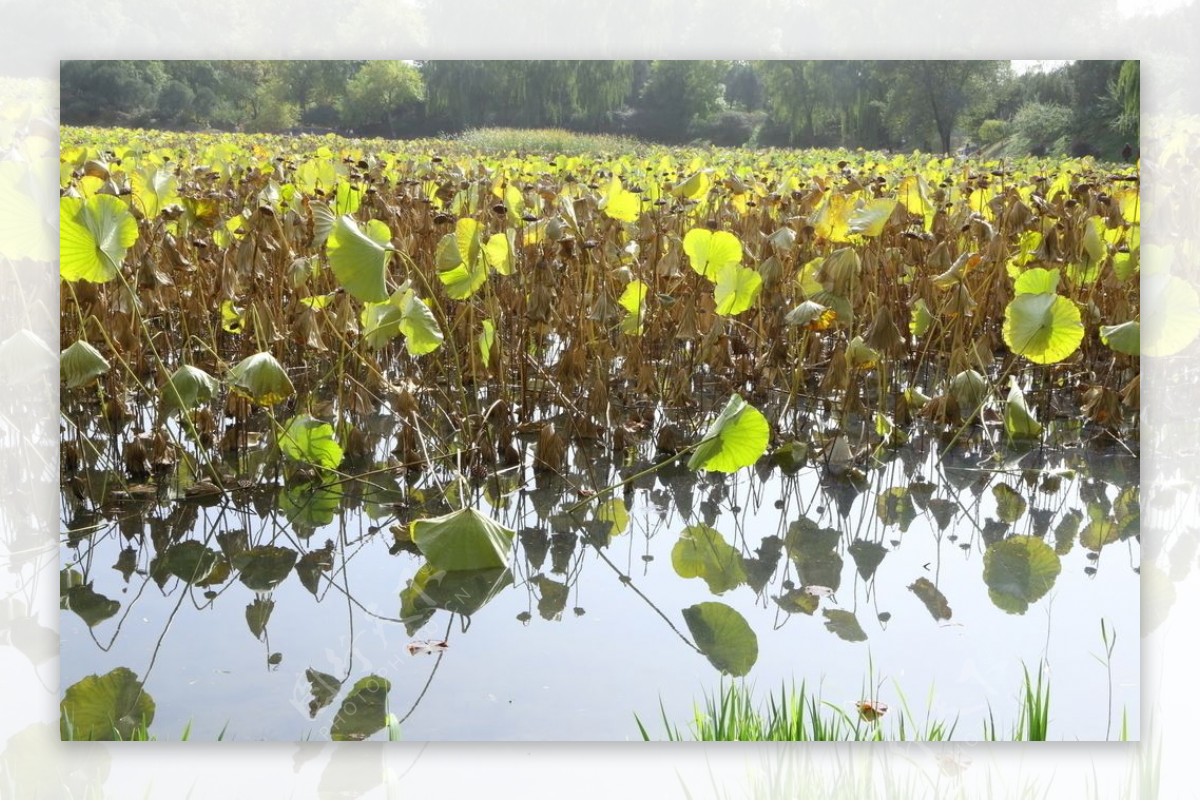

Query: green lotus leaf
[618,279,647,316]
[1003,378,1043,440]
[131,165,179,220]
[713,263,762,316]
[908,577,952,621]
[61,667,155,741]
[304,668,342,718]
[909,298,933,337]
[161,365,219,415]
[671,524,747,595]
[1013,267,1060,295]
[398,290,445,356]
[478,318,496,366]
[682,601,758,677]
[593,498,630,541]
[331,675,391,741]
[1002,293,1084,364]
[687,393,770,473]
[484,230,515,275]
[948,369,988,419]
[62,584,119,628]
[233,545,298,591]
[848,539,887,580]
[683,229,742,281]
[279,414,343,470]
[60,339,110,388]
[245,597,274,640]
[822,609,868,642]
[60,195,138,283]
[436,218,487,299]
[983,535,1061,614]
[152,540,222,585]
[1081,504,1120,551]
[1100,320,1139,356]
[600,175,640,222]
[410,507,515,571]
[399,563,512,635]
[227,351,294,405]
[327,214,392,303]
[847,197,897,237]
[280,481,344,530]
[534,575,569,620]
[993,482,1027,524]
[875,487,916,530]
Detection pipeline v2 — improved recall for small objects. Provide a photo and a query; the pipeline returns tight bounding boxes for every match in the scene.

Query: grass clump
[637,679,957,742]
[454,126,644,155]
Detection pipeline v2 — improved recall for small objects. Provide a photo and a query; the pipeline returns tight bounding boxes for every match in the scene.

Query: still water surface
[61,437,1138,741]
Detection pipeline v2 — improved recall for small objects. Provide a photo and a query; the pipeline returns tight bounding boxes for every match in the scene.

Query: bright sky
[1011,60,1073,75]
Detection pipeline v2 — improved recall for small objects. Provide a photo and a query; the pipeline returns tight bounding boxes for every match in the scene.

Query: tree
[882,61,1006,153]
[635,60,728,142]
[339,61,425,137]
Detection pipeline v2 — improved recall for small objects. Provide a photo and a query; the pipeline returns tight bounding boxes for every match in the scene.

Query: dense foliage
[60,60,1139,159]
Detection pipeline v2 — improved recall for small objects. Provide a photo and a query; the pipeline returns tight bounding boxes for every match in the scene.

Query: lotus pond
[58,128,1139,740]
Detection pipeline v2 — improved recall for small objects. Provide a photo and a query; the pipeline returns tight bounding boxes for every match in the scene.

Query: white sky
[1011,59,1073,74]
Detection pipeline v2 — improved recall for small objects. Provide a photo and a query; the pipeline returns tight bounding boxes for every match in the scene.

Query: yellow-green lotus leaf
[713,263,761,316]
[684,229,742,281]
[1002,293,1084,364]
[60,195,138,283]
[688,394,770,473]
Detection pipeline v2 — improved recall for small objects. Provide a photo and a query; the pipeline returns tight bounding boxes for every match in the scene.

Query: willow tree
[421,61,634,131]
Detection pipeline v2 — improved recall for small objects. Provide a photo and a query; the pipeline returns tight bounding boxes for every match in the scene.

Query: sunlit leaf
[848,197,897,237]
[1002,293,1084,364]
[600,175,640,222]
[687,394,770,473]
[713,263,762,316]
[478,319,496,366]
[327,215,392,303]
[484,230,515,275]
[397,290,444,356]
[1013,267,1060,295]
[60,195,138,283]
[683,229,742,281]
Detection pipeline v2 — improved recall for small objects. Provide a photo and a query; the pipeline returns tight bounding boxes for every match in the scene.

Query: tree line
[60,60,1139,159]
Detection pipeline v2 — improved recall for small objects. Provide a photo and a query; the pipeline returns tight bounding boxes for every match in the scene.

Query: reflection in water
[59,417,1139,740]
